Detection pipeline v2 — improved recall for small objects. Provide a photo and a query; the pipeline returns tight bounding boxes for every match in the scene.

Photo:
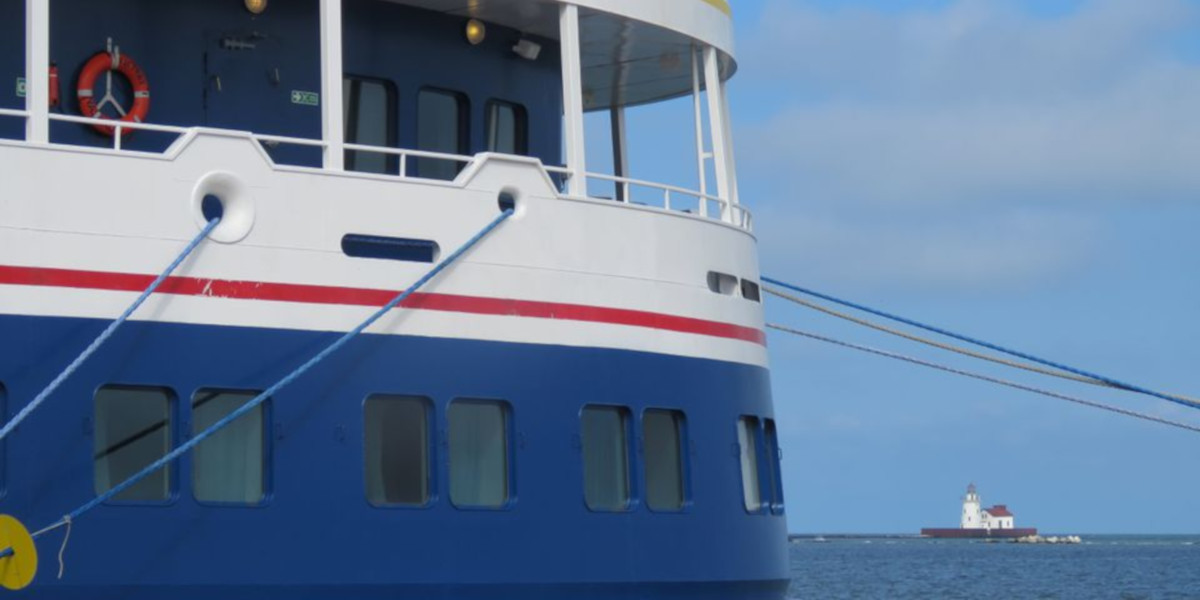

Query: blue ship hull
[0,314,788,597]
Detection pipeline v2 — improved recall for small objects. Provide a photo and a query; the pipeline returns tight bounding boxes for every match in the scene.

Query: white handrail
[13,116,754,231]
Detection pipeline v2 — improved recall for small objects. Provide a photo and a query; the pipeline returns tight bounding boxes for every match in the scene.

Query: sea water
[787,535,1200,599]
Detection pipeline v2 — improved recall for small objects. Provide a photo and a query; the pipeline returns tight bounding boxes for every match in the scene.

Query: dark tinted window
[486,100,528,155]
[417,89,468,180]
[343,77,397,174]
[449,400,509,507]
[365,395,431,506]
[581,405,631,511]
[765,419,784,512]
[94,386,173,502]
[192,390,267,504]
[644,409,685,511]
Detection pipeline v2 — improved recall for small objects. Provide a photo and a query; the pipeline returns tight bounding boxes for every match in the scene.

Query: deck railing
[0,113,752,231]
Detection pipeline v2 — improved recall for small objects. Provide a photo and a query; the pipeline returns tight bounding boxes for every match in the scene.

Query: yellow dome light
[465,19,487,45]
[244,0,268,15]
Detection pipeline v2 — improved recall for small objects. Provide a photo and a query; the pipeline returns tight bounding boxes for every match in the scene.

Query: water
[787,535,1200,599]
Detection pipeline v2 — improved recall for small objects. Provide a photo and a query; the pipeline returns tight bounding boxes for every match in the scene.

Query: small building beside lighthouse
[922,483,1037,538]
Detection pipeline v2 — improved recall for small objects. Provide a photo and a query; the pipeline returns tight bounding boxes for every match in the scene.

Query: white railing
[343,142,473,179]
[48,114,191,151]
[546,166,752,230]
[4,116,752,231]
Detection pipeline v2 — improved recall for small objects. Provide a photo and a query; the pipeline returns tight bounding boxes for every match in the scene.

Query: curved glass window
[644,409,686,511]
[94,386,173,502]
[365,395,431,506]
[737,416,762,512]
[449,400,510,508]
[581,405,631,511]
[486,100,528,155]
[192,390,267,505]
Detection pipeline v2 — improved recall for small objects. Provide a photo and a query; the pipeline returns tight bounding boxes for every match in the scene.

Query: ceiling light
[465,19,487,45]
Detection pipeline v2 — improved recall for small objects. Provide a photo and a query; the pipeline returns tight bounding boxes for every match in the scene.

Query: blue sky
[613,0,1200,533]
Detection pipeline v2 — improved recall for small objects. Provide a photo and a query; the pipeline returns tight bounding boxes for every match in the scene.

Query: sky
[609,0,1200,534]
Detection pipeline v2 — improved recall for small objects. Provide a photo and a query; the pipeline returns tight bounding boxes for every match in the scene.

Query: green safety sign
[291,90,319,106]
[15,77,25,98]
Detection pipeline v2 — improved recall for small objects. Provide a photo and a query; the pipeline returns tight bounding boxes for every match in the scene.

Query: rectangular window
[643,409,686,511]
[343,76,397,174]
[192,390,267,504]
[449,400,510,508]
[765,419,784,512]
[417,89,468,180]
[486,100,528,155]
[737,416,762,512]
[580,405,631,511]
[94,386,173,502]
[365,395,431,506]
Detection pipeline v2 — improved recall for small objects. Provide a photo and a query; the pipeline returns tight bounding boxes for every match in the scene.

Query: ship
[921,483,1038,539]
[0,0,788,597]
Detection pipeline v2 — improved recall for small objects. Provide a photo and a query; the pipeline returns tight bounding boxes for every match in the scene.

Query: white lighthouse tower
[961,483,983,529]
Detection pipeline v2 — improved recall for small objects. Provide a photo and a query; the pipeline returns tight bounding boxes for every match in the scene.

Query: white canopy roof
[380,0,738,109]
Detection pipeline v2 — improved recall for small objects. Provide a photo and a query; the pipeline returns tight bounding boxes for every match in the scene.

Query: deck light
[244,0,267,15]
[465,19,487,45]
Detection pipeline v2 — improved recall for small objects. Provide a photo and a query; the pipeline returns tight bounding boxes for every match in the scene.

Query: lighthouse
[961,483,983,529]
[922,483,1038,538]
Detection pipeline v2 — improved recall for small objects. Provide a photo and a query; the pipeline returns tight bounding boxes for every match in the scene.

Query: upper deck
[1,0,748,231]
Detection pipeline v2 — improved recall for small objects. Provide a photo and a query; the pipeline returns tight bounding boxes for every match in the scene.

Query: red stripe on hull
[0,265,766,345]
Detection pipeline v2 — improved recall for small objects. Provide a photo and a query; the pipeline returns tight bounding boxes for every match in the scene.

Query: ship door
[202,29,321,166]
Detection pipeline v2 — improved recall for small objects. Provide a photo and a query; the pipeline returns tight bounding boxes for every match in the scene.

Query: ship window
[644,409,686,511]
[365,395,431,506]
[765,419,784,512]
[741,279,762,303]
[737,416,763,512]
[417,89,468,181]
[192,390,267,505]
[342,234,440,263]
[94,386,174,503]
[486,100,528,155]
[581,405,631,511]
[449,399,510,508]
[343,76,397,174]
[707,271,737,295]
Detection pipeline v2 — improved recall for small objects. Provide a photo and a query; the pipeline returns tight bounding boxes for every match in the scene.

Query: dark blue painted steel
[0,313,788,598]
[0,0,562,168]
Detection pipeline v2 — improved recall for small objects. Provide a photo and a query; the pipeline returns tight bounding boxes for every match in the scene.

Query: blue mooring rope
[30,208,513,542]
[762,276,1200,412]
[0,219,222,444]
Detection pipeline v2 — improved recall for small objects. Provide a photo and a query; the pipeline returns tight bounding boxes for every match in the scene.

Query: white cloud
[733,0,1200,290]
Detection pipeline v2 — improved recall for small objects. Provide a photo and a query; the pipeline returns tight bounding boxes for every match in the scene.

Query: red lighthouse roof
[984,505,1013,517]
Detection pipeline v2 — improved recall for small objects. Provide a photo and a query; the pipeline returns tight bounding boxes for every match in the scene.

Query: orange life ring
[76,50,151,137]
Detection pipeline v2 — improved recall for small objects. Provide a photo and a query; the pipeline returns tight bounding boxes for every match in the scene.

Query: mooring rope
[762,276,1200,411]
[767,323,1200,434]
[0,218,222,443]
[766,285,1114,388]
[19,209,514,572]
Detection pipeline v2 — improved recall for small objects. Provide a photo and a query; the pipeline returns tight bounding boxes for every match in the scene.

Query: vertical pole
[320,0,345,171]
[25,0,50,143]
[560,3,587,197]
[719,81,740,210]
[691,47,708,216]
[610,106,628,202]
[703,47,731,221]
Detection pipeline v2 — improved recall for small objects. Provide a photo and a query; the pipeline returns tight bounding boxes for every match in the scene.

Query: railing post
[703,47,732,222]
[25,0,50,143]
[560,3,587,196]
[691,47,708,217]
[611,106,628,202]
[319,0,345,171]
